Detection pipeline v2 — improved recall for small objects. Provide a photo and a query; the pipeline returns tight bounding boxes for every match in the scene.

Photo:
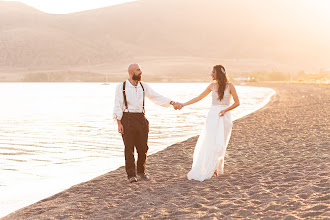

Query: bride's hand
[219,110,225,117]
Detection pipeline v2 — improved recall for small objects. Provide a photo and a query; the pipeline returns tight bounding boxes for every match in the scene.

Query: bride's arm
[219,83,240,116]
[183,84,213,107]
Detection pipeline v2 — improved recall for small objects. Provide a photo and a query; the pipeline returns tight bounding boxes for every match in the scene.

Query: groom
[113,63,182,183]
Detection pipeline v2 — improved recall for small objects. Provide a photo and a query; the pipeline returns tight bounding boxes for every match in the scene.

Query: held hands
[173,102,184,110]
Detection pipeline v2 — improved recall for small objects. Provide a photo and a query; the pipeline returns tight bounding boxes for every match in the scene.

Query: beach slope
[3,83,329,219]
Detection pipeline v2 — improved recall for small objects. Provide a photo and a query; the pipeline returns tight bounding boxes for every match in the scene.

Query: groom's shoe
[128,177,138,183]
[137,173,150,181]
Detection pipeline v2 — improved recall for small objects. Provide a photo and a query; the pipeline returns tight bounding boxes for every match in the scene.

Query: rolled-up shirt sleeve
[113,83,124,120]
[143,82,171,107]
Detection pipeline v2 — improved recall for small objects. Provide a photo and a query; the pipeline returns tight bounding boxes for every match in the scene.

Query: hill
[1,0,330,81]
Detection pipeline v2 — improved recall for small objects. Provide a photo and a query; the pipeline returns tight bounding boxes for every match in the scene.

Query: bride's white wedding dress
[187,84,233,181]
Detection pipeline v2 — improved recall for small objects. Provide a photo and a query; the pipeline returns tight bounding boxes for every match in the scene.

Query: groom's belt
[123,112,145,116]
[123,112,144,114]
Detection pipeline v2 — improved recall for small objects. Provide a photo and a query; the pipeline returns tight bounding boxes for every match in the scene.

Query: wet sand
[3,83,330,219]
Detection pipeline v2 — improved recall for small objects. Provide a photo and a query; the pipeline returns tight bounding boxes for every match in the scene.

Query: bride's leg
[213,157,224,177]
[217,157,224,175]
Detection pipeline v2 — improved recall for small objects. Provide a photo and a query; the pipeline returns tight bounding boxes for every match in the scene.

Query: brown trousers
[121,112,149,178]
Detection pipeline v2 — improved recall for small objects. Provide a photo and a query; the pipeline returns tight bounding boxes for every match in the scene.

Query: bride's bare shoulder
[227,83,236,93]
[207,83,214,90]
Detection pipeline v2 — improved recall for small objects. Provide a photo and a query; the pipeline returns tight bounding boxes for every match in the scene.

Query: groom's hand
[118,123,124,134]
[117,120,124,134]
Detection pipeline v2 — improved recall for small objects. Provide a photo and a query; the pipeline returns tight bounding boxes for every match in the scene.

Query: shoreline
[0,83,274,218]
[3,83,329,219]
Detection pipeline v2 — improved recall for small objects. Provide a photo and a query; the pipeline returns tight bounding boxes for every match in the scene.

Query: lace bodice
[212,83,230,106]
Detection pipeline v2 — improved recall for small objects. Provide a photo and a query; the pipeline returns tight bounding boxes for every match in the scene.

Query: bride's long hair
[214,65,228,101]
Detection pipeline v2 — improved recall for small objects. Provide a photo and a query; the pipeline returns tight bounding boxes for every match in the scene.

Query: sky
[3,0,136,14]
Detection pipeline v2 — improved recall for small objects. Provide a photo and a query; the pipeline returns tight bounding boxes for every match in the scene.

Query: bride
[182,65,240,181]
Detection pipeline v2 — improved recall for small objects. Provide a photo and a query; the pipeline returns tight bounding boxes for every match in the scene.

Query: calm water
[0,83,275,217]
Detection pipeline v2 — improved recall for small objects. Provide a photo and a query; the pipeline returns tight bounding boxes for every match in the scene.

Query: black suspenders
[140,82,145,113]
[122,81,145,114]
[123,81,128,112]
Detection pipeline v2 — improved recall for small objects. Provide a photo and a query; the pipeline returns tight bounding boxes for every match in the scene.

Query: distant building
[234,77,255,82]
[320,68,330,74]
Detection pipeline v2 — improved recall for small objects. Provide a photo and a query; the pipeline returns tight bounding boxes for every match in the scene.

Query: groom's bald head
[128,63,140,74]
[128,63,142,81]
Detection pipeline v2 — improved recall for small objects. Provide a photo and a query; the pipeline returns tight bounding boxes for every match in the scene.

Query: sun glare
[3,0,330,19]
[301,0,330,20]
[3,0,136,14]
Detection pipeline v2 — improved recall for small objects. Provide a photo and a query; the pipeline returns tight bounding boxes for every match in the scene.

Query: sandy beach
[3,83,329,219]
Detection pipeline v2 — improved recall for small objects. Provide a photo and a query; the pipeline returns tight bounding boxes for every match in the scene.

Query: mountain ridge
[1,0,329,81]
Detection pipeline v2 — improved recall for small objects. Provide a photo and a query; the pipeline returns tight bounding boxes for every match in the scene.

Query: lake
[0,83,275,217]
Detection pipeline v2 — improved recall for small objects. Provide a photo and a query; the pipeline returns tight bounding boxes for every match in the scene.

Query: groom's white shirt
[113,80,171,120]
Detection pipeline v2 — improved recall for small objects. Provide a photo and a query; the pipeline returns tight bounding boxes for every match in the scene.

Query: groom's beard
[132,74,142,81]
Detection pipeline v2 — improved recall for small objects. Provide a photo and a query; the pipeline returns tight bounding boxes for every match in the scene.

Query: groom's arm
[113,83,124,120]
[142,82,173,107]
[113,84,125,133]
